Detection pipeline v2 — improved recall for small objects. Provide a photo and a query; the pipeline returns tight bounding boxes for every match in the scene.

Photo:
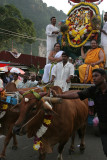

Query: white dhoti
[46,24,59,64]
[103,46,107,67]
[42,51,63,83]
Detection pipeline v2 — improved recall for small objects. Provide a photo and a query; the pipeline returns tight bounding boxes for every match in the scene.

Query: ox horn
[42,97,62,104]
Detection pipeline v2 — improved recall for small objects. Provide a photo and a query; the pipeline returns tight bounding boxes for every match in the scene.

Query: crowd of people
[0,72,40,89]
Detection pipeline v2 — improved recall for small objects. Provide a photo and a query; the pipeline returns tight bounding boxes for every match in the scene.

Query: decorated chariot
[60,0,103,48]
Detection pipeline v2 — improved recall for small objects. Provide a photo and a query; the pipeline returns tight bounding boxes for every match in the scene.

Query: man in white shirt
[46,17,59,63]
[12,73,21,88]
[29,74,38,87]
[101,12,107,67]
[42,43,63,83]
[51,52,74,92]
[17,74,30,89]
[0,74,3,89]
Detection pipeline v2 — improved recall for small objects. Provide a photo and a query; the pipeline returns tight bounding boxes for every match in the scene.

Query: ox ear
[39,92,48,97]
[10,104,20,113]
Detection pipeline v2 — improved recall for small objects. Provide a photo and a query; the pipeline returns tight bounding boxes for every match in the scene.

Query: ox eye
[25,98,29,102]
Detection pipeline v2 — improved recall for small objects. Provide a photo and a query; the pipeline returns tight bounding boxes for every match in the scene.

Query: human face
[104,13,107,22]
[54,44,60,52]
[51,18,56,25]
[14,75,18,81]
[92,72,105,86]
[91,40,98,49]
[62,55,68,63]
[31,75,36,81]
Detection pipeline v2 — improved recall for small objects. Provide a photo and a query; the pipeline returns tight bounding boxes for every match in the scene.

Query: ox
[0,86,44,160]
[12,86,89,160]
[0,107,19,160]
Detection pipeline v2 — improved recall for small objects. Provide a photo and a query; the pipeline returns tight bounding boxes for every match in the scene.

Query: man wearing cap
[51,52,74,91]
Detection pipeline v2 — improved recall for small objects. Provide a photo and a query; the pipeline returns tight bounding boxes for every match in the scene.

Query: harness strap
[23,89,41,100]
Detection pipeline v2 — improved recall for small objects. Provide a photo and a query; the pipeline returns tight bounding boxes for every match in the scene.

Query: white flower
[25,98,29,102]
[69,31,72,35]
[36,124,47,138]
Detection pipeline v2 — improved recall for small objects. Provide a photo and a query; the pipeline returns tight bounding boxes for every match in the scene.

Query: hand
[50,89,58,97]
[66,78,71,83]
[81,46,84,49]
[50,79,54,83]
[91,63,96,67]
[52,31,59,34]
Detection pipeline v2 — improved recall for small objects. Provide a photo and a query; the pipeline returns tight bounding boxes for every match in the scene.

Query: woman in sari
[79,39,106,83]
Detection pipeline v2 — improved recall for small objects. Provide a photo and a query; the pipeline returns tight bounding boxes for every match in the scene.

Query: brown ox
[0,86,43,160]
[12,86,88,160]
[0,107,19,159]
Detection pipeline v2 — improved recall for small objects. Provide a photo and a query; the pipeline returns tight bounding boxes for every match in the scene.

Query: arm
[66,75,73,83]
[101,29,107,36]
[51,90,79,99]
[50,75,55,83]
[91,49,104,66]
[48,52,62,63]
[81,46,87,59]
[46,25,59,37]
[66,64,74,83]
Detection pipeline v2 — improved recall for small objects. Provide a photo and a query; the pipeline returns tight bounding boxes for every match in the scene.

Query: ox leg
[39,152,46,160]
[78,125,86,153]
[12,134,18,150]
[57,142,67,160]
[69,132,75,155]
[0,133,12,160]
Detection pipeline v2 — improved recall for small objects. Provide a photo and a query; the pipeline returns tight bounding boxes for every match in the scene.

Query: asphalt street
[0,126,107,160]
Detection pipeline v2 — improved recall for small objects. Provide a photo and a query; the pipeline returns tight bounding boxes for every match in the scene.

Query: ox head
[12,89,61,136]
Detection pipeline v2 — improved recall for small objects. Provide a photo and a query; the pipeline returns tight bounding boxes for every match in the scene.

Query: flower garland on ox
[60,2,101,48]
[33,113,53,151]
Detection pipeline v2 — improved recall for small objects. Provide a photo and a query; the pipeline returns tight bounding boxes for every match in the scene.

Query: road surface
[0,126,106,160]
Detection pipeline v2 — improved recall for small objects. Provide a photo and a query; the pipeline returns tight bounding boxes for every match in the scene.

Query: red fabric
[0,64,10,67]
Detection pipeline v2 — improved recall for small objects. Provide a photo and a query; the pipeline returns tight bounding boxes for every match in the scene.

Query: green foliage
[0,4,36,47]
[0,0,66,55]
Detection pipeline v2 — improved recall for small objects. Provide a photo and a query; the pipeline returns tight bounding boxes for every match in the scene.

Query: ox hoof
[80,145,85,154]
[69,147,75,155]
[12,146,18,150]
[57,154,63,160]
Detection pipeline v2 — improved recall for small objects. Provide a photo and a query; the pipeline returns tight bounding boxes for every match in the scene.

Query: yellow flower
[43,119,51,125]
[33,141,42,150]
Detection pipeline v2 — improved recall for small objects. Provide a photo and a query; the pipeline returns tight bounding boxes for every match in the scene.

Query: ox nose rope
[20,110,41,132]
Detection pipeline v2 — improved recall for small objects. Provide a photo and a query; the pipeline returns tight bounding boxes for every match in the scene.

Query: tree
[0,4,36,46]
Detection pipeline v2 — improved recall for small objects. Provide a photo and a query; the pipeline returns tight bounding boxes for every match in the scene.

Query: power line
[0,27,36,39]
[0,27,46,41]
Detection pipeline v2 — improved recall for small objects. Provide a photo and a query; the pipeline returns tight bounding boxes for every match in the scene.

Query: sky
[42,0,107,14]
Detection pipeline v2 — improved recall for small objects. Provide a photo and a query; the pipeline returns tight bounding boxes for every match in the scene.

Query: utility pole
[12,40,13,51]
[30,44,32,65]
